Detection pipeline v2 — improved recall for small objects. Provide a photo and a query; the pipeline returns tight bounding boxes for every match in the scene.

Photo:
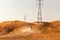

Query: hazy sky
[0,0,60,22]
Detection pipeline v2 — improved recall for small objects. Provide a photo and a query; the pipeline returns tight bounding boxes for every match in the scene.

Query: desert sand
[0,20,60,40]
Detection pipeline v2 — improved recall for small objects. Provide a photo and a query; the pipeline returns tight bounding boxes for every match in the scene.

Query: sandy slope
[0,21,60,40]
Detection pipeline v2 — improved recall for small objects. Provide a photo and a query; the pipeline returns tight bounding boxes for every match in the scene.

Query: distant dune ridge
[0,20,60,40]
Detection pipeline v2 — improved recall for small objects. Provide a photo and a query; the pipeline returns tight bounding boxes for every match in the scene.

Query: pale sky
[0,0,60,22]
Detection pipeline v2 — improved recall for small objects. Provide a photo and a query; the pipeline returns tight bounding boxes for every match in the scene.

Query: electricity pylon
[24,15,26,21]
[37,0,42,22]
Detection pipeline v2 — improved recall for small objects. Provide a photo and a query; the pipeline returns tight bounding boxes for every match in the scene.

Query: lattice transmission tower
[37,0,42,22]
[24,15,26,21]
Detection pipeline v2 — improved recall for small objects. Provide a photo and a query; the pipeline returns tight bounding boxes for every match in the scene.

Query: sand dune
[0,20,60,40]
